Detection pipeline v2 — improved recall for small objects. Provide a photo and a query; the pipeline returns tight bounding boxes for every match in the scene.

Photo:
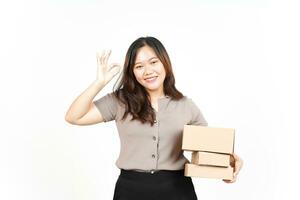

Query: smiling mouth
[144,76,158,82]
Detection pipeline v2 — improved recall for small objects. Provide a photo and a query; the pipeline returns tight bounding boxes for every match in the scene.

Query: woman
[65,36,243,200]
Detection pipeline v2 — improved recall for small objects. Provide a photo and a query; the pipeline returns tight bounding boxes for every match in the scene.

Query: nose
[144,64,154,75]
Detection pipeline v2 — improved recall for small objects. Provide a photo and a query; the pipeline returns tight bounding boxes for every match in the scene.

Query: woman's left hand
[223,153,243,183]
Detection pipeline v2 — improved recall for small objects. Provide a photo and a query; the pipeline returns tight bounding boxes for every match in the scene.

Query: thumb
[109,63,122,70]
[109,64,122,76]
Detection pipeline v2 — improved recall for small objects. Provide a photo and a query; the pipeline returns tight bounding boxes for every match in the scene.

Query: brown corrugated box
[184,163,234,180]
[191,151,230,167]
[182,125,235,154]
[182,125,235,180]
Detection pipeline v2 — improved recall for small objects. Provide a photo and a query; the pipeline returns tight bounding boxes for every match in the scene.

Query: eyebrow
[134,57,158,65]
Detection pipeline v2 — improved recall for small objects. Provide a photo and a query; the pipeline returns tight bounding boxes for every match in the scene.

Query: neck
[147,90,165,101]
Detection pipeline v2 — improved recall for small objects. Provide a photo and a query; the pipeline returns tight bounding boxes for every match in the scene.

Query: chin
[144,82,159,88]
[139,80,163,91]
[146,88,159,91]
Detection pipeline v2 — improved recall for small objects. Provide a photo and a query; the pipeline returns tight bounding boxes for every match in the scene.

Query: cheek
[133,70,143,81]
[158,65,166,76]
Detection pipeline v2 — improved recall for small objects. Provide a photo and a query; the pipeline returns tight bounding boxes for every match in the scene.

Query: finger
[104,49,112,63]
[233,153,240,161]
[109,63,122,75]
[233,167,239,176]
[235,160,243,173]
[103,49,110,61]
[109,63,121,70]
[96,52,101,66]
[102,50,111,67]
[234,163,241,173]
[230,175,237,183]
[232,168,240,179]
[230,178,236,183]
[239,158,244,169]
[96,52,99,65]
[233,153,243,165]
[100,50,105,65]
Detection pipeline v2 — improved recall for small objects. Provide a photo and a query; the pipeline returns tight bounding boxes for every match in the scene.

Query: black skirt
[113,169,198,200]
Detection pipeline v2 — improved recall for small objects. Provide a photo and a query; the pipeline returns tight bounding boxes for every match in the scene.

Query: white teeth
[145,77,157,81]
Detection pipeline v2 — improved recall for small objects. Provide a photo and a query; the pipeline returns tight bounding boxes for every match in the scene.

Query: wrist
[92,80,106,90]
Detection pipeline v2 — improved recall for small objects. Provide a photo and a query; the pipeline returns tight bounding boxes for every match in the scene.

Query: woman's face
[133,45,166,95]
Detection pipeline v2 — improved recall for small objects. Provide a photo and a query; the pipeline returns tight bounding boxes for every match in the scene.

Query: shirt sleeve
[93,92,118,122]
[187,98,208,126]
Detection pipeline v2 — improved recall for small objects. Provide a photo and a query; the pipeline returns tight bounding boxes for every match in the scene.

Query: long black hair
[112,36,184,126]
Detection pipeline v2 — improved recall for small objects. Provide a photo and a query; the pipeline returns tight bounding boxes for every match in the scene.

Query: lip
[144,76,158,83]
[144,76,158,80]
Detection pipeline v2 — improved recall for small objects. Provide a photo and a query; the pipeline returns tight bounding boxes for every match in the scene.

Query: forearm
[65,80,105,122]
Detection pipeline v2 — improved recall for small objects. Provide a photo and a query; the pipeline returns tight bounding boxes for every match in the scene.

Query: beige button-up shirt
[93,93,208,173]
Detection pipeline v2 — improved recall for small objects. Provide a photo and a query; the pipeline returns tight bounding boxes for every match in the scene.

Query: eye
[135,65,142,69]
[151,60,158,64]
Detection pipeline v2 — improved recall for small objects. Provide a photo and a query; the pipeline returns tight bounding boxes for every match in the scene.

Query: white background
[1,0,299,199]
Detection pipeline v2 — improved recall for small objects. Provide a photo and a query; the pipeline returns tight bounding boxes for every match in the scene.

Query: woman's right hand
[96,50,122,85]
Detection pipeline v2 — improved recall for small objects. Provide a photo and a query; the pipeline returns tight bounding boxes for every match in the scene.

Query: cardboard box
[182,125,235,154]
[191,151,230,167]
[184,163,233,180]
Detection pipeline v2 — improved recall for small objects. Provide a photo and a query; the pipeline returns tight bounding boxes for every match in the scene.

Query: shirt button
[153,136,156,141]
[152,154,156,158]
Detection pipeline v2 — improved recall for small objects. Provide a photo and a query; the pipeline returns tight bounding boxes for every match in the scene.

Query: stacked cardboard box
[182,125,235,180]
